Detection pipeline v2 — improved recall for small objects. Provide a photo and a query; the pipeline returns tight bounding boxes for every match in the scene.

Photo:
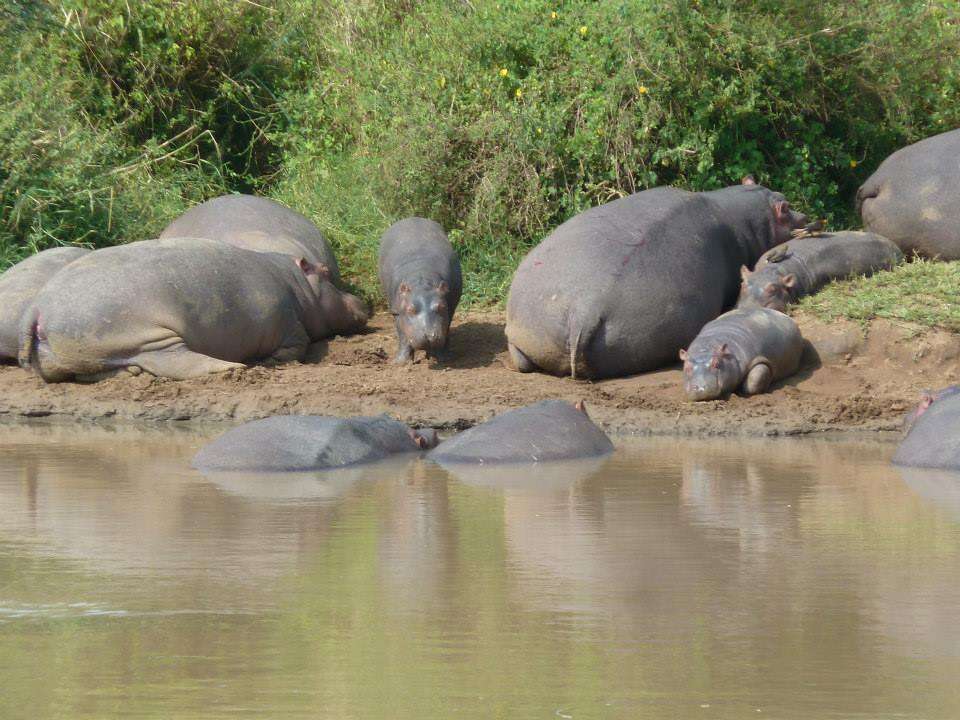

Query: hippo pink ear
[781,273,797,289]
[742,175,757,186]
[399,282,411,295]
[296,257,312,275]
[296,257,327,279]
[437,280,449,294]
[774,200,791,223]
[740,265,751,281]
[678,348,688,362]
[315,262,331,281]
[574,400,588,416]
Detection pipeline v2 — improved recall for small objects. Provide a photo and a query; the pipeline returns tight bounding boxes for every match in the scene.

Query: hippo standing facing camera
[737,231,903,312]
[378,217,462,363]
[679,308,803,401]
[19,237,368,382]
[506,178,809,379]
[0,246,90,362]
[893,387,960,470]
[160,194,343,284]
[857,129,960,260]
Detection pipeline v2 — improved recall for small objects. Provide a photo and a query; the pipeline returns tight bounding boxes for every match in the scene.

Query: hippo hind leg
[507,342,536,373]
[741,362,773,396]
[128,343,246,380]
[263,325,310,366]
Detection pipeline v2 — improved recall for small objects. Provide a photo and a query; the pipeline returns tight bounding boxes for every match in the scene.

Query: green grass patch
[796,259,960,331]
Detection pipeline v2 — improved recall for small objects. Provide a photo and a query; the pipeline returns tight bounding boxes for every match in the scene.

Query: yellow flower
[637,85,648,95]
[579,25,588,36]
[499,68,509,77]
[849,159,858,168]
[550,11,558,19]
[536,127,543,134]
[438,76,446,89]
[515,88,523,99]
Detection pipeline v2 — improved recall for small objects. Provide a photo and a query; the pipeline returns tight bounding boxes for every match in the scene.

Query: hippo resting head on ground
[737,231,903,312]
[680,308,804,401]
[159,194,343,285]
[0,246,90,362]
[19,237,368,383]
[505,178,808,379]
[193,415,438,472]
[893,387,960,470]
[857,129,960,260]
[428,400,613,464]
[378,217,463,363]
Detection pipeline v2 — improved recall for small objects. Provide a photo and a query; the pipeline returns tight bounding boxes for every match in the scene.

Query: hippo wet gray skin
[428,400,613,464]
[893,386,960,470]
[193,415,438,472]
[19,237,368,382]
[737,231,903,312]
[378,217,462,362]
[506,178,808,379]
[857,128,960,260]
[0,246,90,362]
[680,308,803,401]
[160,194,343,284]
[901,385,960,436]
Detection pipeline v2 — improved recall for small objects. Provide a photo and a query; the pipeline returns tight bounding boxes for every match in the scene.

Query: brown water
[0,423,959,720]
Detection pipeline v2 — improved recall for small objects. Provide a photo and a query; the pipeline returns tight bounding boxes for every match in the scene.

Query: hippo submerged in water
[0,246,90,362]
[19,237,368,382]
[506,178,808,379]
[160,194,343,284]
[429,400,613,464]
[680,308,804,401]
[893,386,960,470]
[193,414,438,472]
[378,217,462,362]
[737,231,903,312]
[857,129,960,260]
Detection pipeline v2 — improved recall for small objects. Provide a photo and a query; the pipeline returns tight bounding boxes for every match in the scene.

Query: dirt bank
[0,311,957,436]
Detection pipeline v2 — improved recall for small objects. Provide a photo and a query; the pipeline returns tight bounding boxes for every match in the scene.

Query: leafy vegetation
[2,0,959,305]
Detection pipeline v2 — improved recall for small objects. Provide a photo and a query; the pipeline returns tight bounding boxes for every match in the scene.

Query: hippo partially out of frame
[19,237,368,382]
[378,217,462,362]
[893,386,960,470]
[160,194,343,284]
[0,246,90,362]
[680,308,803,401]
[506,178,808,379]
[428,400,613,464]
[737,231,903,312]
[193,415,438,472]
[857,129,960,260]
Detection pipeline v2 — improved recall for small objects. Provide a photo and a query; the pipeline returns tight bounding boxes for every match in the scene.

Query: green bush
[2,0,959,305]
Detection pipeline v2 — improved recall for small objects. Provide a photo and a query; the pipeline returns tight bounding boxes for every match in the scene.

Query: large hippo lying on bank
[19,237,368,382]
[893,386,960,470]
[680,308,803,401]
[857,129,960,260]
[160,194,342,284]
[429,400,613,464]
[0,246,90,362]
[506,178,809,379]
[378,217,462,362]
[193,414,438,472]
[737,231,903,312]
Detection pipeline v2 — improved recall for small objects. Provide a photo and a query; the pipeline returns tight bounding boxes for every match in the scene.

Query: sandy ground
[0,311,957,437]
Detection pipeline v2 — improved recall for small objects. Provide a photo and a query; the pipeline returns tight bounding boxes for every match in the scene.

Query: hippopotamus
[19,237,368,382]
[428,400,613,464]
[193,414,438,472]
[0,246,90,362]
[378,217,462,362]
[857,129,960,260]
[159,194,342,284]
[679,308,803,401]
[505,178,809,379]
[893,386,960,470]
[737,231,903,312]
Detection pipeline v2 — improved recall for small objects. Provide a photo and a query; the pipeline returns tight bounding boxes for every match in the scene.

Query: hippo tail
[567,310,596,380]
[17,306,39,371]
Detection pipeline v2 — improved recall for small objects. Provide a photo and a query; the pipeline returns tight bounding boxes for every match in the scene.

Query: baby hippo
[378,218,462,362]
[680,308,803,401]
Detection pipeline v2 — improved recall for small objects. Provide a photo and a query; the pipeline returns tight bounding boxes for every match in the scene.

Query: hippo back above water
[893,387,960,470]
[0,246,90,361]
[857,129,960,260]
[160,194,342,284]
[506,179,808,379]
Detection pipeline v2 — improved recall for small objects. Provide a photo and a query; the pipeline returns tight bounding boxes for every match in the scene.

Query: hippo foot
[741,362,773,396]
[507,343,535,373]
[392,344,415,364]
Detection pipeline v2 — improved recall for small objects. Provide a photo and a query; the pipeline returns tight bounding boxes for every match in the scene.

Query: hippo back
[892,390,960,470]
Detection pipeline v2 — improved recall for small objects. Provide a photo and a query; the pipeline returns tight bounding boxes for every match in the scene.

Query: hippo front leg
[508,342,536,373]
[391,316,415,363]
[129,343,246,380]
[741,361,773,396]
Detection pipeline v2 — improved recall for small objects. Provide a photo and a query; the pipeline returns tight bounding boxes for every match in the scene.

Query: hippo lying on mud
[506,178,808,379]
[19,237,368,382]
[378,217,462,362]
[429,400,613,464]
[0,246,90,362]
[680,308,803,401]
[160,194,343,284]
[193,415,438,472]
[893,386,960,470]
[857,129,960,260]
[737,231,903,312]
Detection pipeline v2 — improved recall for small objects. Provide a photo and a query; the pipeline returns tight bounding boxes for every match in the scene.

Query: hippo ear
[574,400,589,416]
[742,175,756,186]
[678,348,688,362]
[315,262,331,281]
[740,265,751,281]
[296,257,313,275]
[399,282,411,295]
[781,273,797,289]
[774,200,791,223]
[437,280,449,294]
[408,429,427,449]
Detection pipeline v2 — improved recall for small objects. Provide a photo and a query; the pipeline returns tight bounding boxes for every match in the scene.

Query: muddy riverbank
[0,311,957,436]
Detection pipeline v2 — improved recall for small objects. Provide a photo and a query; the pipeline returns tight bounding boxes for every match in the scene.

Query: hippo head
[409,427,440,450]
[737,266,797,312]
[296,257,369,334]
[679,344,741,401]
[394,281,451,356]
[741,176,809,246]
